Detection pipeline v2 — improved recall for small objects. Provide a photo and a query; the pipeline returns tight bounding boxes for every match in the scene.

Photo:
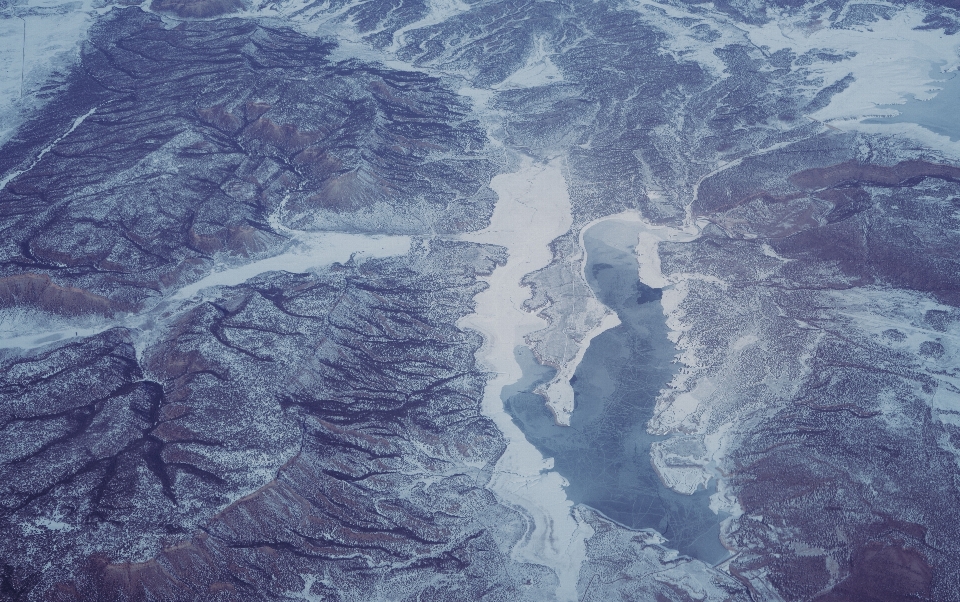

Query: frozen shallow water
[865,67,960,141]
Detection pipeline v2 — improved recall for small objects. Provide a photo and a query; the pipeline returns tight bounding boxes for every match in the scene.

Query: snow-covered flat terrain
[458,156,591,602]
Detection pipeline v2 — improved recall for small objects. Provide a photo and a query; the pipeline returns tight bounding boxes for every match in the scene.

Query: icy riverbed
[0,230,411,351]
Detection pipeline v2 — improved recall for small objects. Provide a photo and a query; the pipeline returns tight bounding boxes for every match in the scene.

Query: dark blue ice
[503,220,729,564]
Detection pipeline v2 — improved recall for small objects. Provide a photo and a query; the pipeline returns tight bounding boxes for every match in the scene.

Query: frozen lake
[503,219,728,564]
[864,67,960,141]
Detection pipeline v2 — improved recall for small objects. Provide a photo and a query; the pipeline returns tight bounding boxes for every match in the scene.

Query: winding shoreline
[457,155,590,602]
[538,210,700,426]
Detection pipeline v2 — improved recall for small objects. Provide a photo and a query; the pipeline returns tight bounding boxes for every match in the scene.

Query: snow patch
[388,0,470,53]
[171,232,411,301]
[537,310,620,426]
[493,37,562,90]
[20,510,75,535]
[0,0,98,146]
[285,574,330,601]
[1,106,96,191]
[822,286,960,462]
[742,7,960,128]
[630,0,743,78]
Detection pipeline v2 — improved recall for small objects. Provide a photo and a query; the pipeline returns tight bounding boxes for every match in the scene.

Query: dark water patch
[504,219,728,564]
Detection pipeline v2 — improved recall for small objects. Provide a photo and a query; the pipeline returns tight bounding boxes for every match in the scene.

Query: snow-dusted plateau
[1,0,959,599]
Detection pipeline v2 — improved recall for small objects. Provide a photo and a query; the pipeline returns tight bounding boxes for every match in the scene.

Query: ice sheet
[458,156,590,602]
